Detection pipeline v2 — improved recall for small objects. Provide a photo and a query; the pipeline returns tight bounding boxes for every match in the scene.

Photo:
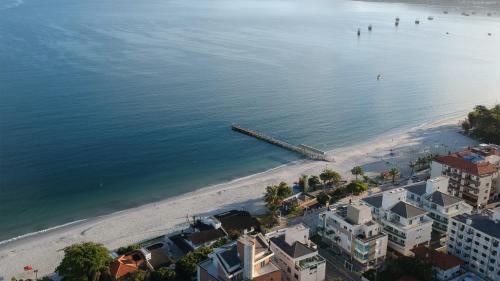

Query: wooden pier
[231,124,329,161]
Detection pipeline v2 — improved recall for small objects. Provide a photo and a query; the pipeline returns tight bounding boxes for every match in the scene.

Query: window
[452,222,457,226]
[294,273,298,280]
[287,267,291,273]
[476,233,481,238]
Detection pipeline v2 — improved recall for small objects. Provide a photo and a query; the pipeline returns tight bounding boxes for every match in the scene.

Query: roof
[217,245,241,274]
[434,154,497,176]
[404,182,427,196]
[214,210,260,234]
[109,253,143,280]
[412,246,464,270]
[270,235,315,259]
[390,201,427,219]
[453,213,500,238]
[186,228,226,246]
[361,194,383,208]
[426,191,461,207]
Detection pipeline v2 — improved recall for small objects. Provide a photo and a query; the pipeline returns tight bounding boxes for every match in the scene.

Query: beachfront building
[405,177,473,234]
[446,208,500,281]
[362,188,433,255]
[267,224,326,281]
[430,148,499,208]
[411,246,464,281]
[317,202,387,271]
[197,233,281,281]
[282,192,318,215]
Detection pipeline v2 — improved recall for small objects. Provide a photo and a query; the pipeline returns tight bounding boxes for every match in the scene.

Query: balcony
[295,254,325,271]
[384,226,406,239]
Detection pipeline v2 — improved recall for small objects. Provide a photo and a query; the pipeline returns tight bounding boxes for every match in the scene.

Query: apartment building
[197,233,281,281]
[431,148,498,208]
[268,224,326,281]
[405,177,472,234]
[446,209,500,281]
[362,188,433,255]
[317,202,387,271]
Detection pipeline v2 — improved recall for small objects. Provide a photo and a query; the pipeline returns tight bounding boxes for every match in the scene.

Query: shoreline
[0,113,478,278]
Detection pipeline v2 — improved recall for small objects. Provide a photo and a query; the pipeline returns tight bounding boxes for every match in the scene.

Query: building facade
[431,148,498,208]
[317,202,387,271]
[362,188,433,255]
[405,177,472,235]
[446,209,500,281]
[268,224,326,281]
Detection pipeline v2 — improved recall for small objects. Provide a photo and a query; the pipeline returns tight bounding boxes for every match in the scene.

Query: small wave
[0,0,24,10]
[0,219,87,246]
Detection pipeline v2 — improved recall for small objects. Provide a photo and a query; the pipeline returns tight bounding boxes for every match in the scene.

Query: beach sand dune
[0,116,477,279]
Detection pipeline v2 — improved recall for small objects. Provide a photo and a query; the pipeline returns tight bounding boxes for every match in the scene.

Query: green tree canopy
[307,176,321,190]
[56,242,112,281]
[298,175,309,192]
[316,192,330,206]
[175,247,212,278]
[345,181,368,195]
[150,267,176,281]
[462,104,500,144]
[319,169,342,187]
[350,166,364,180]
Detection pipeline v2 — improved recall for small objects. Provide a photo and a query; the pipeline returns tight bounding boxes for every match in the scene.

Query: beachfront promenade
[231,124,330,161]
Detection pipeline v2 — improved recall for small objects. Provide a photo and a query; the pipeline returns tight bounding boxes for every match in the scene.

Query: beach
[0,115,478,279]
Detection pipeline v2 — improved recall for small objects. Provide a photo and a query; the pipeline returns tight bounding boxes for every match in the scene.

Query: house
[362,188,433,255]
[318,202,387,271]
[214,210,261,237]
[430,149,498,208]
[197,233,281,281]
[404,177,472,235]
[446,208,500,281]
[268,224,326,281]
[110,252,145,281]
[282,192,318,214]
[411,246,464,281]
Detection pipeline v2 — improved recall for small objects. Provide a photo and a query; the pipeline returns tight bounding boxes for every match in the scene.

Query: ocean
[0,0,499,242]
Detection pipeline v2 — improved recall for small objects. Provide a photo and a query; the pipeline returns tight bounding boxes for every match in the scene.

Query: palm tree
[389,167,400,183]
[351,166,364,181]
[298,175,309,192]
[409,161,416,176]
[320,169,342,188]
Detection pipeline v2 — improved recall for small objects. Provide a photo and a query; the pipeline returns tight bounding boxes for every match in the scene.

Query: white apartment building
[405,177,473,234]
[317,202,388,271]
[362,188,433,255]
[446,208,500,281]
[268,224,326,281]
[431,148,498,208]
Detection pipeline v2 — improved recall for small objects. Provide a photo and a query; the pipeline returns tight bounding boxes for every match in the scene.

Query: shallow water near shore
[1,0,499,242]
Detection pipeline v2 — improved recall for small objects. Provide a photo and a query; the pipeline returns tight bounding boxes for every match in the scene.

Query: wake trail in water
[0,0,24,10]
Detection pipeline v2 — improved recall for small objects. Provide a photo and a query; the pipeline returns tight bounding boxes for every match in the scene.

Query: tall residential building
[431,148,499,208]
[317,202,388,271]
[446,208,500,281]
[197,233,281,281]
[362,188,433,255]
[405,177,472,234]
[268,224,326,281]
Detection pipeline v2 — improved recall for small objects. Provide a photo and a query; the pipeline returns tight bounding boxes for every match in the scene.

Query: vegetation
[175,247,212,279]
[363,256,432,281]
[389,167,400,183]
[150,268,177,281]
[264,182,292,221]
[56,242,112,281]
[319,169,342,188]
[10,278,54,281]
[298,175,309,192]
[345,181,368,195]
[351,166,364,181]
[316,192,330,206]
[307,175,321,190]
[116,243,141,255]
[461,104,500,144]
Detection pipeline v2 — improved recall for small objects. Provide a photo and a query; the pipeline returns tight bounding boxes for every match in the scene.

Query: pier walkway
[231,124,329,161]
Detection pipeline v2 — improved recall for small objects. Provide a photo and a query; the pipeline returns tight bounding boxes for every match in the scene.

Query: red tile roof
[109,254,143,281]
[412,246,464,271]
[435,154,497,176]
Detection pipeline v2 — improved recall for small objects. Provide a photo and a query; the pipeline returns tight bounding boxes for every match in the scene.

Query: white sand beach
[0,115,478,279]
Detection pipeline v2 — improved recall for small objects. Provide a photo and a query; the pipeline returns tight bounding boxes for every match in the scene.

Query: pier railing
[231,124,329,161]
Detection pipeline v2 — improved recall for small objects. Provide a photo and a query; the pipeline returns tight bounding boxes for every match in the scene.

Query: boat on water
[377,74,383,80]
[443,11,448,14]
[357,28,361,36]
[415,19,420,24]
[487,13,492,16]
[461,12,470,16]
[427,16,434,20]
[368,24,372,31]
[395,21,399,27]
[488,33,492,36]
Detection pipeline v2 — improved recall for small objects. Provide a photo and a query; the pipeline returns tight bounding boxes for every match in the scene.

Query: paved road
[319,248,362,281]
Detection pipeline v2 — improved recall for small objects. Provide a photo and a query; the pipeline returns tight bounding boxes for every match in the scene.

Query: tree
[298,175,309,192]
[462,104,500,144]
[308,176,321,190]
[409,161,416,176]
[351,166,364,181]
[175,247,212,278]
[389,168,400,183]
[116,243,140,255]
[151,268,176,281]
[319,169,342,187]
[128,270,149,281]
[56,242,111,281]
[264,182,292,220]
[316,192,330,206]
[346,181,368,195]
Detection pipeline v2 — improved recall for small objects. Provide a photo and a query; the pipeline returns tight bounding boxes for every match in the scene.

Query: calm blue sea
[0,0,499,242]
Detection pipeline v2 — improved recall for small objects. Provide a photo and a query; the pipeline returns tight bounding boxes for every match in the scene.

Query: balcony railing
[296,254,325,270]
